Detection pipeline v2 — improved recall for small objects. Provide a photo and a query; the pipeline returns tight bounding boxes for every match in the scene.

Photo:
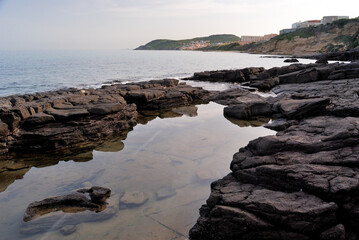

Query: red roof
[308,20,321,23]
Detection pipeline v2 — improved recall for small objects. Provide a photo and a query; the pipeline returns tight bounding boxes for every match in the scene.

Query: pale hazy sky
[0,0,358,50]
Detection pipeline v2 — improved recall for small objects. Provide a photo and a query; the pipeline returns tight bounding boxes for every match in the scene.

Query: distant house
[321,16,349,25]
[280,16,350,35]
[292,20,321,29]
[279,28,296,35]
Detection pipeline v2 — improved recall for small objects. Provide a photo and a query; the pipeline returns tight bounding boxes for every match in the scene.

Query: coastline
[1,61,359,239]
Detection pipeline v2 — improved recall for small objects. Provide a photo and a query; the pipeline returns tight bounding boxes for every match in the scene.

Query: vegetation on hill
[198,18,359,54]
[135,34,240,50]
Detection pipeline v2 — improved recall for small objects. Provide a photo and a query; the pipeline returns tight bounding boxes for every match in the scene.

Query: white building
[321,16,349,25]
[292,20,321,29]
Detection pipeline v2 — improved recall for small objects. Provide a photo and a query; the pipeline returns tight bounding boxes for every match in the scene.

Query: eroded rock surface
[190,62,359,239]
[24,186,111,222]
[21,187,117,235]
[0,79,211,156]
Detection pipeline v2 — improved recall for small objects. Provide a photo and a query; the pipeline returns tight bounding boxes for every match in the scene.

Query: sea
[0,50,316,240]
[0,49,316,97]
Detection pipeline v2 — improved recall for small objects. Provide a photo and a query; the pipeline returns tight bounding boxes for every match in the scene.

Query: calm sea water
[0,50,315,96]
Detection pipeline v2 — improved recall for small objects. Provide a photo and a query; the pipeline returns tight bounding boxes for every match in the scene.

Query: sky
[0,0,358,50]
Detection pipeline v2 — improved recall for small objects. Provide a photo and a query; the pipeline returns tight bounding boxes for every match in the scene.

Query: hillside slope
[135,34,240,50]
[199,18,359,55]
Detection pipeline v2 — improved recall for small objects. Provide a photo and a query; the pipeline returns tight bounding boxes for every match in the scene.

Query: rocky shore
[0,79,211,157]
[187,62,359,239]
[2,60,359,239]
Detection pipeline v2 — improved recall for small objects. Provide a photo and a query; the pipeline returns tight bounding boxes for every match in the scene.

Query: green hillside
[135,34,240,50]
[197,18,359,54]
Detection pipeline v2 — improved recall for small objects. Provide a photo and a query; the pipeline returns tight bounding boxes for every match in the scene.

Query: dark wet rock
[316,57,329,64]
[21,113,55,129]
[263,119,298,131]
[213,88,274,120]
[191,115,359,239]
[284,58,299,63]
[85,103,126,115]
[77,186,111,203]
[320,224,345,240]
[190,63,359,239]
[0,110,21,131]
[183,67,265,83]
[277,98,330,119]
[24,186,111,222]
[45,107,90,121]
[278,67,319,84]
[12,106,31,120]
[0,80,211,155]
[21,195,117,235]
[249,77,280,91]
[303,50,359,62]
[0,120,9,137]
[119,191,149,209]
[224,102,272,120]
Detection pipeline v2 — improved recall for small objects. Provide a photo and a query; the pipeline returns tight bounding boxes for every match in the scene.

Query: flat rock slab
[21,187,114,235]
[24,186,111,222]
[0,79,211,155]
[21,113,55,128]
[278,98,330,118]
[86,103,126,115]
[45,108,90,120]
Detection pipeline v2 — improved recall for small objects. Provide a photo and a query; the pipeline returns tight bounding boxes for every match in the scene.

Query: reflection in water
[225,115,271,127]
[0,102,275,240]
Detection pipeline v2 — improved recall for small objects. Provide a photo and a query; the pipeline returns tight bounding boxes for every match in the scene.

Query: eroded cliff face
[248,21,359,55]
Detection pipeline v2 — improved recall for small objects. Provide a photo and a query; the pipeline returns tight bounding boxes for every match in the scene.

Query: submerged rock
[21,187,115,235]
[119,191,149,209]
[155,187,177,201]
[284,58,299,63]
[24,186,111,222]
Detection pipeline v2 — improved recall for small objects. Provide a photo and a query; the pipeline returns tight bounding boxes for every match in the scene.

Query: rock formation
[21,187,115,235]
[189,62,359,239]
[0,79,211,157]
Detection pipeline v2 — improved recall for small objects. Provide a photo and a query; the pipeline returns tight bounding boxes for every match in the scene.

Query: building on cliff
[280,15,349,34]
[292,20,321,29]
[321,16,349,24]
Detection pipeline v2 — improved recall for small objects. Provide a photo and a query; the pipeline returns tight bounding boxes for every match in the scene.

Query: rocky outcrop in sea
[187,62,359,239]
[0,79,211,157]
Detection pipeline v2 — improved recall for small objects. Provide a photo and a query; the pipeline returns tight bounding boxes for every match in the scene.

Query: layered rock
[190,62,359,239]
[21,187,115,235]
[0,79,211,156]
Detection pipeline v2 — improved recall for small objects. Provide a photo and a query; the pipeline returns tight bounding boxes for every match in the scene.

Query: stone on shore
[284,58,299,63]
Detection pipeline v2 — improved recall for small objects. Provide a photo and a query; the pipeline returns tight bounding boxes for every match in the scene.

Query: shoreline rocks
[0,79,211,157]
[189,62,359,239]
